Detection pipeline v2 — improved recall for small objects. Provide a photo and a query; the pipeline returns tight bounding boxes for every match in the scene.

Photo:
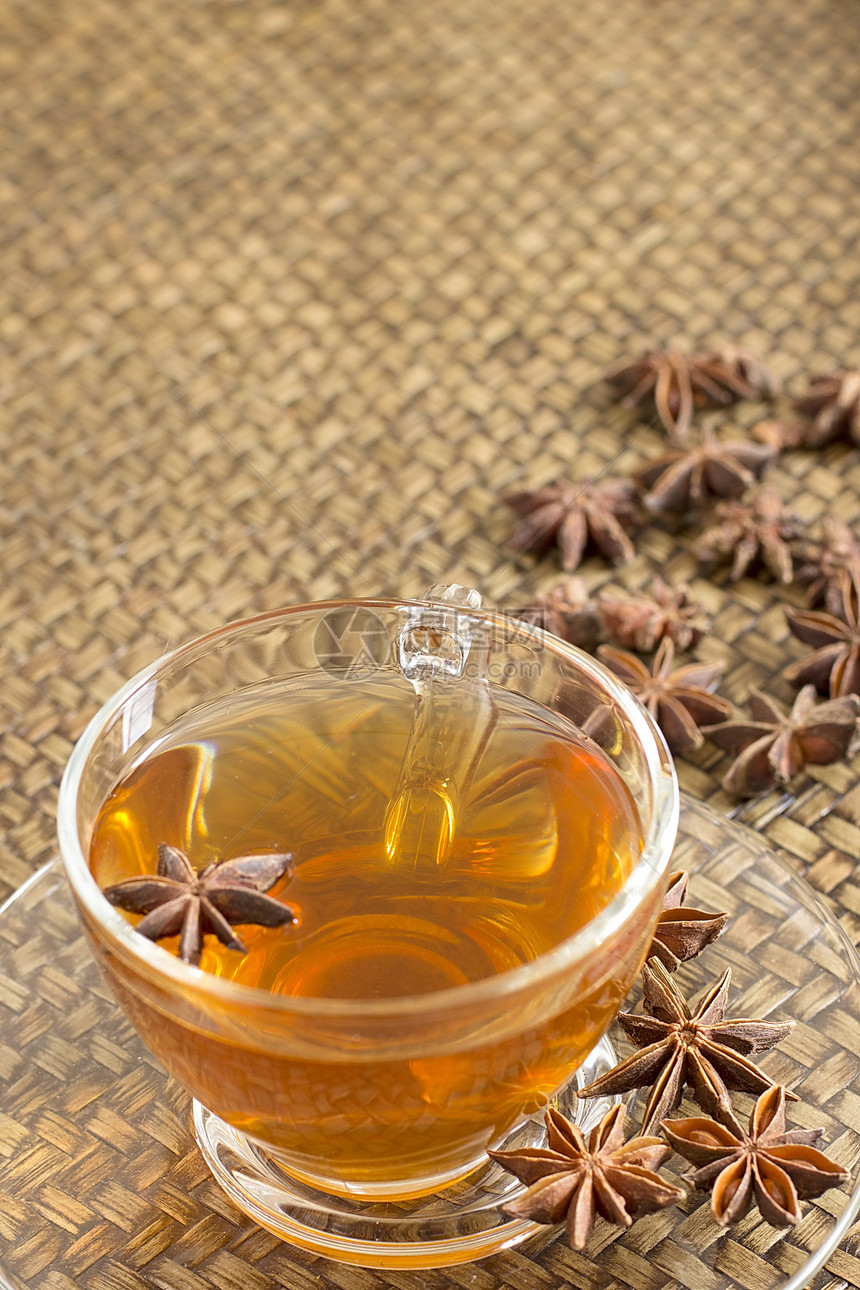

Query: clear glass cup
[57,589,679,1266]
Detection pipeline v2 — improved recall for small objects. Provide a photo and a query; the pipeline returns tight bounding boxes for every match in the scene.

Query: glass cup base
[192,1034,618,1269]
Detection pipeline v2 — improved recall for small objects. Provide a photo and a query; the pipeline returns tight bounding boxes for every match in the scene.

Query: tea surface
[90,676,642,997]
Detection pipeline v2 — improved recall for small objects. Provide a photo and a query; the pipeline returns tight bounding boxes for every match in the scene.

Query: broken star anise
[703,686,860,798]
[792,368,860,448]
[604,347,778,443]
[783,571,860,698]
[751,418,808,452]
[695,488,800,585]
[577,959,796,1134]
[794,519,860,615]
[504,477,639,571]
[511,575,601,650]
[103,843,295,966]
[648,870,729,972]
[489,1102,684,1250]
[662,1084,849,1227]
[597,638,732,754]
[597,577,711,653]
[635,424,775,516]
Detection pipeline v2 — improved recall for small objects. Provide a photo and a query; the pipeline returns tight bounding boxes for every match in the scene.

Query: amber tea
[87,673,654,1194]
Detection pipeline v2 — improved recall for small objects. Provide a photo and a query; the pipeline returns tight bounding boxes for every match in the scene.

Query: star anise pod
[511,576,601,649]
[103,843,296,966]
[783,571,860,697]
[489,1103,684,1250]
[635,424,775,516]
[751,418,807,451]
[604,348,778,443]
[648,870,729,972]
[695,488,801,584]
[578,960,797,1134]
[703,686,860,798]
[597,578,711,652]
[662,1084,849,1227]
[792,368,860,448]
[504,477,639,571]
[597,638,732,753]
[794,519,860,615]
[711,346,781,400]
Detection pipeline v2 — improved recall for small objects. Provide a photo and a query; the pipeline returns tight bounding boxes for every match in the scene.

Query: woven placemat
[2,809,860,1290]
[1,0,860,1283]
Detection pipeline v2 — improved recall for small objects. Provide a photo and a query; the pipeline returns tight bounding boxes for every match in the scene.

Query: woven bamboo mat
[2,0,860,1283]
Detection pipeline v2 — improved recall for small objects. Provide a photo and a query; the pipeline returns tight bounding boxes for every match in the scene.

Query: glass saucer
[1,796,860,1287]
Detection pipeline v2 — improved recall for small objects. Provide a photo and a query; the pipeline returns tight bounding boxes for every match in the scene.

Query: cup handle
[383,585,498,869]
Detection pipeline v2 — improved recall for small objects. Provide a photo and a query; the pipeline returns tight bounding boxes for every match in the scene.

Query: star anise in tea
[662,1084,849,1227]
[695,488,801,584]
[783,571,860,698]
[635,424,776,516]
[597,638,732,754]
[103,843,295,966]
[648,870,729,972]
[577,960,796,1134]
[504,477,639,571]
[795,519,860,616]
[792,368,860,448]
[703,686,860,798]
[604,348,778,443]
[511,575,601,649]
[597,578,711,652]
[489,1103,684,1250]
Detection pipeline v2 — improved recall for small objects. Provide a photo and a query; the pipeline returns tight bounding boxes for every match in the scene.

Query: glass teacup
[57,586,678,1266]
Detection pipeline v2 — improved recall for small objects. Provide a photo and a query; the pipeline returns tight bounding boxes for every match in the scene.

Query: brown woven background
[2,0,860,1283]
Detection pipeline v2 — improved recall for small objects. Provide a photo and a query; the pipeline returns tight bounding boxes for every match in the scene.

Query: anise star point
[695,487,801,585]
[703,685,860,798]
[604,347,778,443]
[597,577,711,653]
[635,423,776,516]
[577,960,796,1134]
[783,570,860,698]
[648,870,729,972]
[490,1103,684,1250]
[662,1084,849,1227]
[504,477,639,572]
[793,368,860,448]
[103,843,296,966]
[795,519,860,615]
[597,637,732,754]
[511,575,601,649]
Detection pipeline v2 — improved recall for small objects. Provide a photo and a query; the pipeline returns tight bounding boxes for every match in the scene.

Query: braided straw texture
[2,0,860,1283]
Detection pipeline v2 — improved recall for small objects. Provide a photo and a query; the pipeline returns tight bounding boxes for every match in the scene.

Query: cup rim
[58,597,680,1018]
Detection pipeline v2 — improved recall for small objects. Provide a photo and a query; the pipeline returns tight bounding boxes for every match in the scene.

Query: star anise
[792,368,860,448]
[783,571,860,697]
[597,578,711,652]
[103,843,296,966]
[662,1084,849,1227]
[635,424,776,515]
[504,477,639,571]
[695,488,801,584]
[795,519,860,615]
[597,638,732,754]
[604,348,778,443]
[648,870,729,972]
[703,686,860,798]
[751,418,807,451]
[489,1103,684,1250]
[577,960,796,1134]
[511,576,601,649]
